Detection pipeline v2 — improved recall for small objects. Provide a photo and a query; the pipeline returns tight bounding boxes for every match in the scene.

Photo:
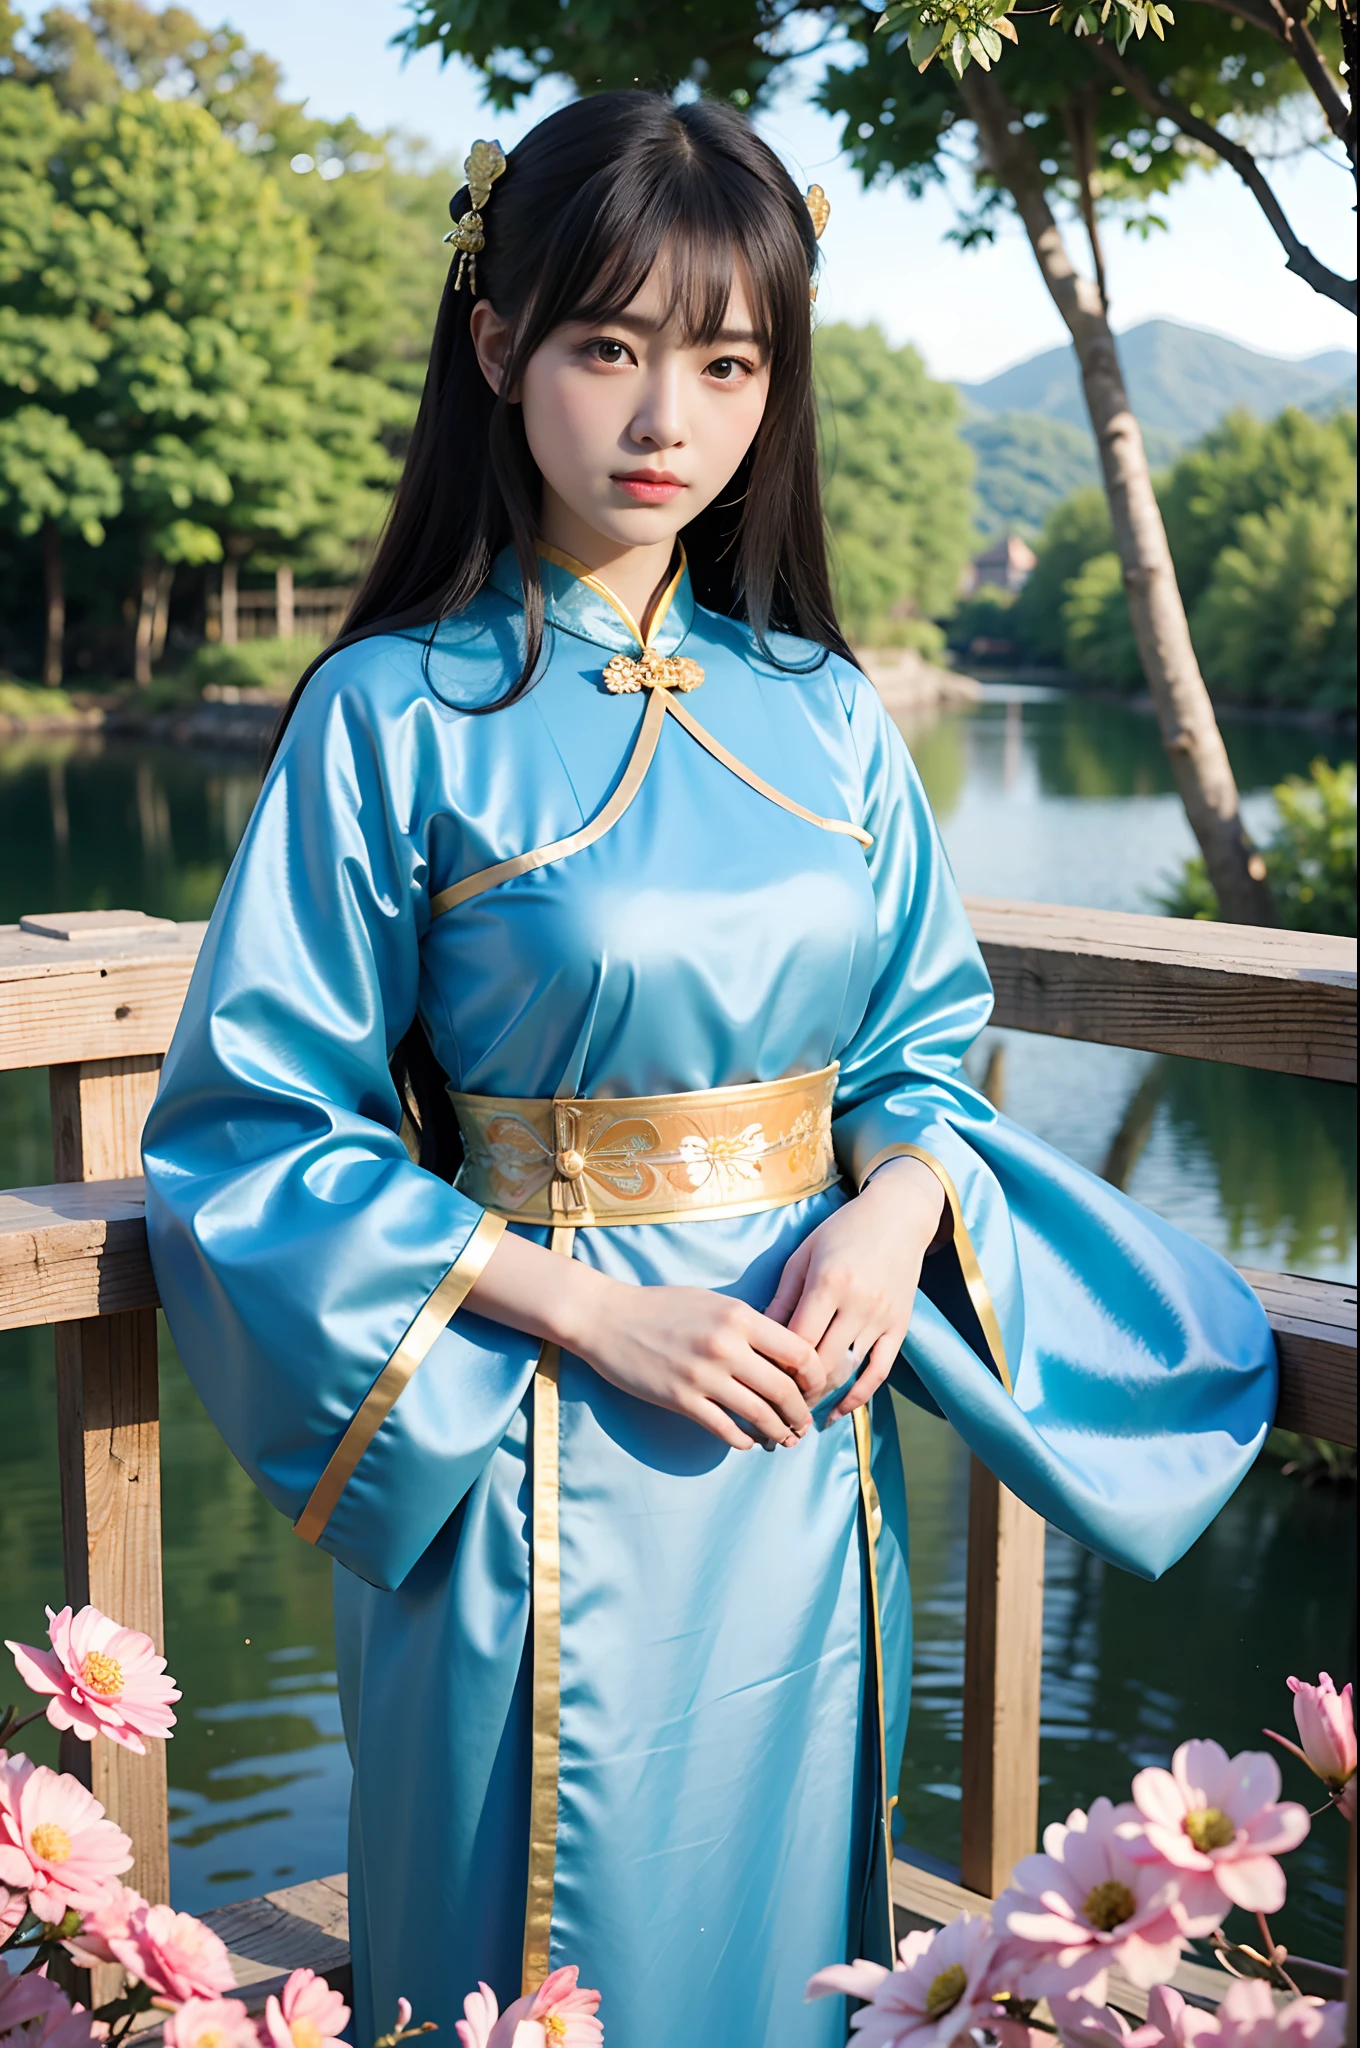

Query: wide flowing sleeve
[829,669,1277,1581]
[142,646,538,1593]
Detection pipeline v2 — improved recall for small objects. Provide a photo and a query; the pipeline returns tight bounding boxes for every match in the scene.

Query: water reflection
[0,700,1352,1945]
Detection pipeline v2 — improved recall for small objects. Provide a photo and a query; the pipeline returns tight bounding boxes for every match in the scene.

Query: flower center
[1083,1880,1136,1932]
[290,2020,324,2048]
[80,1649,124,1697]
[30,1822,73,1863]
[1184,1807,1236,1853]
[544,2022,568,2043]
[196,2031,224,2048]
[924,1964,968,2017]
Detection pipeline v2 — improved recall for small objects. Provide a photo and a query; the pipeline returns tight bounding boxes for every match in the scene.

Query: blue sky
[21,0,1358,381]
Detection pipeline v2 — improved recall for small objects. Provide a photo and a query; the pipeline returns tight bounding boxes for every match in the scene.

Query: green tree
[816,321,974,646]
[1163,759,1357,935]
[1060,547,1144,687]
[1159,405,1358,611]
[0,405,119,683]
[1011,485,1112,661]
[1192,497,1356,708]
[963,410,1098,539]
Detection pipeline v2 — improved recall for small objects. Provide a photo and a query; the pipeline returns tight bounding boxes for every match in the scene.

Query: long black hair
[267,90,855,1175]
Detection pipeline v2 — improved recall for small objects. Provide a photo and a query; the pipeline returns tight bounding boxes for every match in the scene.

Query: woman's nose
[629,373,686,451]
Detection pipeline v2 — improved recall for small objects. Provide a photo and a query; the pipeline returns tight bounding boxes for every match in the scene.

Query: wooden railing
[1,902,1355,2006]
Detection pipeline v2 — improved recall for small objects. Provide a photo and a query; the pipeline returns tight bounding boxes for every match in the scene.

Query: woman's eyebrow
[593,311,764,348]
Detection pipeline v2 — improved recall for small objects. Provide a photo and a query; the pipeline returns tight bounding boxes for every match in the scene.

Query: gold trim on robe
[294,1210,507,1544]
[860,1141,1015,1393]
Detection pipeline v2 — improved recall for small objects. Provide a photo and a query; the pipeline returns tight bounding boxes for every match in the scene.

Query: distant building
[961,533,1038,597]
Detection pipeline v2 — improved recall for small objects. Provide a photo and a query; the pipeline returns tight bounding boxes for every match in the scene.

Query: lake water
[0,691,1353,1966]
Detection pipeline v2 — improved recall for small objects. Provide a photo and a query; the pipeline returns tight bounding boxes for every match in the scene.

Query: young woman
[143,93,1275,2048]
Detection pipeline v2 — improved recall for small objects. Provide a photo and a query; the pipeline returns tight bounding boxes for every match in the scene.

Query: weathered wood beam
[49,1056,169,1919]
[0,1179,156,1328]
[199,1873,352,2009]
[959,1462,1045,1899]
[0,916,205,1073]
[966,896,1357,1083]
[1243,1268,1358,1447]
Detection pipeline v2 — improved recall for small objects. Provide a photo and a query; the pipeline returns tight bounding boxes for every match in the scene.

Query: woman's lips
[612,473,686,503]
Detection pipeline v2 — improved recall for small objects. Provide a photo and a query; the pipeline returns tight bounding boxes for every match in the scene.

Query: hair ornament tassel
[445,139,508,293]
[805,184,829,302]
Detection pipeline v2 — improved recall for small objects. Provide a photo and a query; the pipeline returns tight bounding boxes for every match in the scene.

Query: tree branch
[1090,37,1358,311]
[1183,0,1354,161]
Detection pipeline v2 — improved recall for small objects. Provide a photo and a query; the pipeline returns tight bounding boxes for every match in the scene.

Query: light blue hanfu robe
[142,546,1276,2048]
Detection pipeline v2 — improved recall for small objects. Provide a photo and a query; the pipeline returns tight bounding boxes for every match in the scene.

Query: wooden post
[959,1457,1046,1898]
[276,562,294,641]
[49,1054,169,1910]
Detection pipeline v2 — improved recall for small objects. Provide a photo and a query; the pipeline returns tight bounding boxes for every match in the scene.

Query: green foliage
[1192,498,1356,709]
[946,581,1018,653]
[1161,759,1357,936]
[1060,548,1143,688]
[0,678,82,720]
[184,635,323,696]
[1011,485,1112,661]
[0,404,119,542]
[1015,405,1357,700]
[963,410,1099,539]
[1160,405,1358,610]
[815,321,974,645]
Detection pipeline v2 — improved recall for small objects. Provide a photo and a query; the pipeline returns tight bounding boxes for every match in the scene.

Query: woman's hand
[466,1229,822,1450]
[765,1156,946,1420]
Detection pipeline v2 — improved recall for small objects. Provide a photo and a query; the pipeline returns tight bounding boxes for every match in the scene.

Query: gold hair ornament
[445,139,507,294]
[805,184,830,302]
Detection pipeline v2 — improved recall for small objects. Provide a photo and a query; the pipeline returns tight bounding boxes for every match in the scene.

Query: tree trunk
[221,555,239,647]
[961,69,1276,926]
[133,560,160,687]
[150,564,174,665]
[42,517,65,687]
[275,560,294,640]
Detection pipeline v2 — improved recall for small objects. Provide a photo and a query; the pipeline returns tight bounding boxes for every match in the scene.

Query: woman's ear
[470,300,516,400]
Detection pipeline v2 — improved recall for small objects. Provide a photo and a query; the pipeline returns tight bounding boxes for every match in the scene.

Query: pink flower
[1140,1986,1225,2048]
[1129,1741,1310,1921]
[106,1900,236,2002]
[1050,1988,1223,2048]
[1214,1982,1345,2048]
[806,1910,1003,2048]
[6,1609,178,1758]
[260,1971,350,2048]
[1266,1677,1356,1816]
[63,1883,144,1968]
[0,1753,132,1923]
[455,1967,602,2048]
[160,2000,260,2048]
[0,1972,95,2048]
[0,1884,26,1941]
[992,1798,1188,2004]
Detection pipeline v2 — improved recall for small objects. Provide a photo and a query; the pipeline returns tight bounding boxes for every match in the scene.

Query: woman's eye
[591,339,630,365]
[706,357,747,383]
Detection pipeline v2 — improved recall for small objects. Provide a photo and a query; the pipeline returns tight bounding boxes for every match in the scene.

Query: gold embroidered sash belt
[449,1064,841,1227]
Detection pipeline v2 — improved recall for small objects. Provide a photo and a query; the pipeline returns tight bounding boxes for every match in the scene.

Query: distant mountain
[957,319,1356,541]
[958,319,1356,448]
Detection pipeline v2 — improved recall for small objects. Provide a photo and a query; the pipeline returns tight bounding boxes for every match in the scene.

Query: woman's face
[472,257,772,562]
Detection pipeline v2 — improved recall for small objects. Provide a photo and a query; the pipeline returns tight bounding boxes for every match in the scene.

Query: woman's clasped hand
[466,1154,946,1448]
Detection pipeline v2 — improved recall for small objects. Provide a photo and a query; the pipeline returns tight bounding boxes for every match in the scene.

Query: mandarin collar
[487,542,695,658]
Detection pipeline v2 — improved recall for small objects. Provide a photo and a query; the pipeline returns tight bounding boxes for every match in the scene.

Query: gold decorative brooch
[602,650,705,694]
[445,139,507,293]
[806,184,830,303]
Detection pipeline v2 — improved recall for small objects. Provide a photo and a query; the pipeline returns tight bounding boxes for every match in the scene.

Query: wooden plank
[0,1179,156,1329]
[966,897,1357,1083]
[0,920,205,1073]
[51,1058,163,1182]
[50,1060,169,1920]
[959,1459,1046,1898]
[199,1873,352,2008]
[1244,1268,1358,1448]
